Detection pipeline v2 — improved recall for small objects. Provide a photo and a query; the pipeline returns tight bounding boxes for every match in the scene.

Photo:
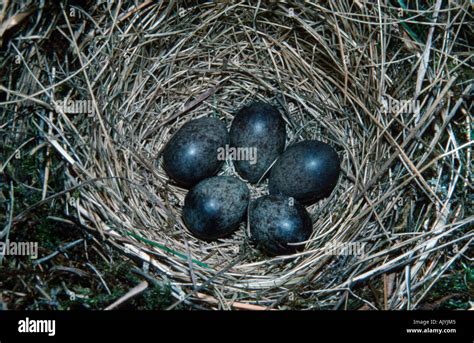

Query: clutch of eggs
[161,101,341,256]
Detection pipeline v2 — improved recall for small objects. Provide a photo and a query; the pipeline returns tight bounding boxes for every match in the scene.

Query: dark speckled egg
[163,117,229,187]
[229,101,286,183]
[249,195,312,255]
[269,140,340,204]
[183,176,249,241]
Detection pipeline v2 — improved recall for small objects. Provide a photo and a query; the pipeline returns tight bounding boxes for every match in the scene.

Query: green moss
[422,261,472,310]
[57,261,176,310]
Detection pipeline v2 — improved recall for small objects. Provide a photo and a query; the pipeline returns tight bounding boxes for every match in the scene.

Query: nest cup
[48,2,470,309]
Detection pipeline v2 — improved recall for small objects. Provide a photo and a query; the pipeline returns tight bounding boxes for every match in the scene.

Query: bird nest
[2,1,472,310]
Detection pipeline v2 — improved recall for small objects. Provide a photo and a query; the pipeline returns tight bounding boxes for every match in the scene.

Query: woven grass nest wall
[3,1,472,310]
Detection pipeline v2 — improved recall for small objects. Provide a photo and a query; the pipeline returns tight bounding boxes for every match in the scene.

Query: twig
[104,281,148,310]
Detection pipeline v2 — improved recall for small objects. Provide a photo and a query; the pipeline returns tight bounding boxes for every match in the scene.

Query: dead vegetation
[0,0,472,310]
